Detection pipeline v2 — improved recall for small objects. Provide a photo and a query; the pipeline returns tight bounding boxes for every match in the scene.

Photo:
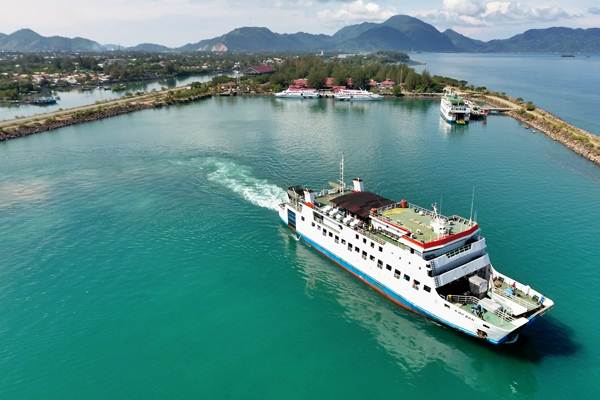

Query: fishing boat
[279,157,554,344]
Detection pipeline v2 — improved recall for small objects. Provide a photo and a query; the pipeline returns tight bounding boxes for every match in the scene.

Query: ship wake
[204,158,286,211]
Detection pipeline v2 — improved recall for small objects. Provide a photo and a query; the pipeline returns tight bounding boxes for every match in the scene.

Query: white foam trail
[204,158,286,211]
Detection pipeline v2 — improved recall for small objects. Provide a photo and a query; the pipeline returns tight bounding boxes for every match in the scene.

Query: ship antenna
[469,187,475,225]
[339,153,345,192]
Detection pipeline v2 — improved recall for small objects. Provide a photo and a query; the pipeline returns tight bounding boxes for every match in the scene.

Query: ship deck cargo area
[314,189,475,245]
[377,206,474,243]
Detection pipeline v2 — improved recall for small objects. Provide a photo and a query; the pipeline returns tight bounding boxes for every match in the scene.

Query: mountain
[1,19,599,54]
[331,22,379,43]
[0,33,5,39]
[443,29,486,52]
[178,27,332,52]
[127,43,172,52]
[481,27,600,53]
[334,15,456,52]
[379,15,456,51]
[0,28,104,52]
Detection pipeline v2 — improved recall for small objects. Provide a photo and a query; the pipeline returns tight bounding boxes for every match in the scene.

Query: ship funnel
[304,189,315,205]
[352,178,364,192]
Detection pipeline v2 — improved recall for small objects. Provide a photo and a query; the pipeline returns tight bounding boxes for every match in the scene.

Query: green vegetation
[252,55,464,93]
[525,101,536,111]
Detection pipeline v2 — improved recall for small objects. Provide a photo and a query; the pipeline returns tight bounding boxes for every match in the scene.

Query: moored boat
[275,86,319,99]
[334,89,382,101]
[441,91,470,124]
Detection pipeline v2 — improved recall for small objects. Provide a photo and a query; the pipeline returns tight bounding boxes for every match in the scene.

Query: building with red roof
[246,65,275,75]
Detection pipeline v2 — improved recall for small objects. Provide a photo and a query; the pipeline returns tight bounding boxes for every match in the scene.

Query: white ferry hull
[278,203,551,345]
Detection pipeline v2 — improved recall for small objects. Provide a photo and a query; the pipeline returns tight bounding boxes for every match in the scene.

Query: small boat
[28,96,58,105]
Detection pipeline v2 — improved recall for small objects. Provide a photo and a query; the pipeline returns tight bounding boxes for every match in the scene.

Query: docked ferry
[440,92,470,124]
[275,86,319,99]
[279,161,553,344]
[334,89,382,101]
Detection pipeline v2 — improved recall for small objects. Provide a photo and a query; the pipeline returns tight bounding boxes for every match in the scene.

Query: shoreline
[1,88,599,168]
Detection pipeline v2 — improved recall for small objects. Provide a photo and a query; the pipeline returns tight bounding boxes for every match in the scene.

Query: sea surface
[412,53,600,134]
[0,74,216,122]
[1,97,599,399]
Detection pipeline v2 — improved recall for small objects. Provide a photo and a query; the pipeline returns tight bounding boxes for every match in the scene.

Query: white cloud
[317,0,396,25]
[420,1,578,27]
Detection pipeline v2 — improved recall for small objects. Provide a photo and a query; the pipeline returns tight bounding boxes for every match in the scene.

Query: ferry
[275,86,319,99]
[334,89,382,101]
[279,158,554,344]
[440,92,470,124]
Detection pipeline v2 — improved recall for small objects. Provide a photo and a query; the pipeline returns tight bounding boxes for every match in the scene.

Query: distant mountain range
[1,16,599,54]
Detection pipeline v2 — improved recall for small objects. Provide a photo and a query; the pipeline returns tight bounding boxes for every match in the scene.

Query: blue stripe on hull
[296,231,512,345]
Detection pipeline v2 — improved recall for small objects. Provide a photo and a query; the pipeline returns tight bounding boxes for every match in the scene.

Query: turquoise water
[412,53,600,134]
[1,97,600,399]
[0,74,216,122]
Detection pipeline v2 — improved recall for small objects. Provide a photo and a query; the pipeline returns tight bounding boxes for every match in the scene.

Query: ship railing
[447,294,516,323]
[446,294,479,305]
[492,287,536,310]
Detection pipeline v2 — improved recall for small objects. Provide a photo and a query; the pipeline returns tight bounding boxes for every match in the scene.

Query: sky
[0,0,599,46]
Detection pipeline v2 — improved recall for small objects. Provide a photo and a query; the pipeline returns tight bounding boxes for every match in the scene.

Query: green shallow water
[1,97,599,399]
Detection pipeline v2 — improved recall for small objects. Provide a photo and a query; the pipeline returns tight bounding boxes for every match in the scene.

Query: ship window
[410,248,415,254]
[385,264,392,271]
[394,269,400,279]
[342,239,346,245]
[322,229,327,236]
[335,236,339,244]
[355,234,359,239]
[377,260,383,268]
[378,246,383,252]
[403,274,410,281]
[424,285,431,293]
[362,251,367,259]
[329,232,333,237]
[444,304,450,309]
[301,216,305,221]
[363,238,367,244]
[348,244,353,251]
[355,247,360,253]
[313,212,323,223]
[413,280,420,290]
[311,222,315,227]
[483,324,490,329]
[369,255,375,261]
[370,242,375,248]
[317,225,321,230]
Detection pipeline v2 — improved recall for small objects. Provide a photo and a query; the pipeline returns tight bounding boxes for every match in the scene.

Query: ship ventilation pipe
[304,189,315,205]
[352,178,364,192]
